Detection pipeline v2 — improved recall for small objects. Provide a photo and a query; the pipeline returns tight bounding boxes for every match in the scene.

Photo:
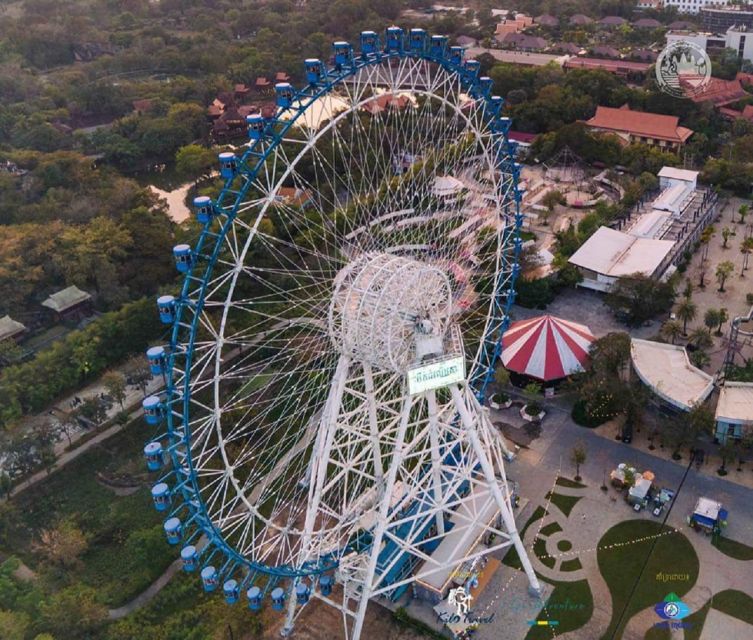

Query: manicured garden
[712,534,753,561]
[545,491,582,517]
[525,578,593,639]
[597,520,699,639]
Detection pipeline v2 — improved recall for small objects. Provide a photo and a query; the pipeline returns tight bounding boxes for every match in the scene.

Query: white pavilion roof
[631,339,714,411]
[568,227,674,278]
[716,382,753,425]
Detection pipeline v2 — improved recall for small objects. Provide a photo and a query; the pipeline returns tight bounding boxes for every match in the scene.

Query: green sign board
[407,356,466,395]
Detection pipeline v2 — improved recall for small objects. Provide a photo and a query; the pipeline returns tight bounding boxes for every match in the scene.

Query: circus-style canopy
[501,315,595,381]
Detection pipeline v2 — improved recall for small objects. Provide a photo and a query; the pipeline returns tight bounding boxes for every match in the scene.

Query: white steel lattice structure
[143,27,540,640]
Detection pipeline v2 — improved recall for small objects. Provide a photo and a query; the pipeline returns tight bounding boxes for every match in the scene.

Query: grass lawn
[525,578,593,639]
[597,520,699,639]
[533,537,555,569]
[545,491,581,517]
[712,534,753,561]
[3,418,174,607]
[713,589,753,625]
[560,557,582,572]
[539,521,563,537]
[555,477,586,489]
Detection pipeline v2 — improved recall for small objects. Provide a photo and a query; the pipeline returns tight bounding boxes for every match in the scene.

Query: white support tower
[286,253,540,639]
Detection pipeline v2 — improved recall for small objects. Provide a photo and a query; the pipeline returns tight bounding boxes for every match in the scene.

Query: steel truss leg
[284,355,351,636]
[350,393,415,640]
[449,384,541,595]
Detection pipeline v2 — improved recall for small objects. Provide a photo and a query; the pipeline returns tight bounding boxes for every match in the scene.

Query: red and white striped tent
[501,315,595,381]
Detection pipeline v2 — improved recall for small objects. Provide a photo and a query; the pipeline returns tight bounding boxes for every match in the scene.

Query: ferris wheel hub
[328,252,453,372]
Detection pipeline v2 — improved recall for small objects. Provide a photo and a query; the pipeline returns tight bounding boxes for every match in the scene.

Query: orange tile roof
[584,105,693,143]
[685,77,748,106]
[719,104,753,121]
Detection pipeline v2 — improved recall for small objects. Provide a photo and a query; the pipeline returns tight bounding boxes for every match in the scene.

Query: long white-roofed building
[567,227,676,292]
[568,167,719,291]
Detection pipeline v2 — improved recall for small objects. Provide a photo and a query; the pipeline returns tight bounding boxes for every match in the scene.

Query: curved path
[108,557,184,619]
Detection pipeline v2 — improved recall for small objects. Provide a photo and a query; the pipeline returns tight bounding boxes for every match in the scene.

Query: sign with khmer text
[407,356,465,395]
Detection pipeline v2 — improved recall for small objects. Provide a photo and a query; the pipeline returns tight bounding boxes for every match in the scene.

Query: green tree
[524,382,543,416]
[676,298,697,335]
[540,189,565,225]
[718,438,738,475]
[704,309,721,335]
[32,519,88,568]
[0,610,29,640]
[605,274,675,326]
[716,260,735,292]
[690,349,710,369]
[76,398,107,425]
[682,278,693,300]
[570,441,587,482]
[738,203,749,224]
[494,366,510,388]
[590,332,632,376]
[661,319,683,345]
[123,355,152,396]
[175,144,216,180]
[40,585,107,638]
[716,307,729,336]
[740,236,753,274]
[688,326,713,350]
[722,226,732,248]
[102,370,127,409]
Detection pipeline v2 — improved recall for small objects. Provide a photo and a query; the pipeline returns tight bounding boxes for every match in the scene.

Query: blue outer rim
[159,30,523,582]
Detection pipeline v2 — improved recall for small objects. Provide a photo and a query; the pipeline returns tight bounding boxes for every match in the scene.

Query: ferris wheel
[142,27,540,639]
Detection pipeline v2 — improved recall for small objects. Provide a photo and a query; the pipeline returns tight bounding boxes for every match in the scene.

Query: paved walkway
[108,557,184,620]
[501,396,753,639]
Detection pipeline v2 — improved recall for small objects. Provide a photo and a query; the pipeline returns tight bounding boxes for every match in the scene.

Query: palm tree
[739,203,749,225]
[690,350,710,369]
[716,260,735,292]
[722,226,732,248]
[661,319,683,344]
[688,326,713,350]
[740,237,753,275]
[676,298,697,335]
[704,308,720,335]
[716,307,729,336]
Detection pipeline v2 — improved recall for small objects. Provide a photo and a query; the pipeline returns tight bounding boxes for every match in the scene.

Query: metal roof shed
[41,285,92,313]
[0,315,26,342]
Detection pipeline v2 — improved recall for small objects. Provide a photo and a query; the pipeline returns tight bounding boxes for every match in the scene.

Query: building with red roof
[719,104,753,122]
[684,77,749,106]
[583,105,693,150]
[563,57,651,81]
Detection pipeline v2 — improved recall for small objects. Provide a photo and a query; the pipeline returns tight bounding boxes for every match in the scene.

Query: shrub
[572,399,610,428]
